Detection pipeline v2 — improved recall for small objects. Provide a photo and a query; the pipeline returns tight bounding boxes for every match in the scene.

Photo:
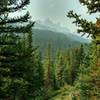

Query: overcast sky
[28,0,98,33]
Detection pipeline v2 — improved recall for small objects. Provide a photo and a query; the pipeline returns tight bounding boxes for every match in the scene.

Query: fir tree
[56,50,65,87]
[67,46,84,85]
[43,43,54,89]
[0,0,34,99]
[67,0,100,99]
[63,50,72,84]
[32,51,44,99]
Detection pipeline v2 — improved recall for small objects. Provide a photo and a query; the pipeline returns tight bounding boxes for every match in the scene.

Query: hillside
[32,28,90,54]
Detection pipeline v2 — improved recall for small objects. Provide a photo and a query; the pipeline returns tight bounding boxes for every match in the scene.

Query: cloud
[29,0,96,33]
[30,0,68,19]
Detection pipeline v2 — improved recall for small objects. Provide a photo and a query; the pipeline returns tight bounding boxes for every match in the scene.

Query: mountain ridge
[32,20,91,55]
[33,19,91,43]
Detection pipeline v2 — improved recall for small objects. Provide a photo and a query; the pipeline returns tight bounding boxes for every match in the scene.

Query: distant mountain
[32,20,91,54]
[34,19,70,33]
[32,29,89,53]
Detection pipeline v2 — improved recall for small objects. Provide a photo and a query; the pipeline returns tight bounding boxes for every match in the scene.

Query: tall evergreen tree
[43,43,55,88]
[66,46,84,85]
[63,50,72,84]
[67,0,100,99]
[32,51,44,99]
[0,0,34,99]
[56,50,65,87]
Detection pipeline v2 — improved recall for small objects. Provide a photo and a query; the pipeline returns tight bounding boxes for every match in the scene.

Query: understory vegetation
[0,0,100,100]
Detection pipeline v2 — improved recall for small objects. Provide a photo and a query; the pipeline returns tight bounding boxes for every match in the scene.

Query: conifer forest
[0,0,100,100]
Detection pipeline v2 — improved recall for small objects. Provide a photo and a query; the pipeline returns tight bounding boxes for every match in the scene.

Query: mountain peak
[33,19,91,43]
[34,19,70,33]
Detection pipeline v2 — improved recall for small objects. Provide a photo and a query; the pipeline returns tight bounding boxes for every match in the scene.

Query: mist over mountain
[32,19,91,54]
[34,18,70,33]
[33,19,91,42]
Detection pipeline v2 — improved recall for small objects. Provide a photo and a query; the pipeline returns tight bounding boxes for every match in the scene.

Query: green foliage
[1,0,100,99]
[67,0,100,99]
[33,28,87,56]
[67,11,100,38]
[43,43,55,89]
[79,0,100,14]
[56,50,65,87]
[32,51,44,98]
[0,0,38,99]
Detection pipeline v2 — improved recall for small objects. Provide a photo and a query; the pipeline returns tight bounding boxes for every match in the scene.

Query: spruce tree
[66,46,84,85]
[67,0,100,99]
[32,51,44,99]
[0,0,34,99]
[63,50,72,84]
[43,43,56,99]
[43,43,54,89]
[56,50,65,87]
